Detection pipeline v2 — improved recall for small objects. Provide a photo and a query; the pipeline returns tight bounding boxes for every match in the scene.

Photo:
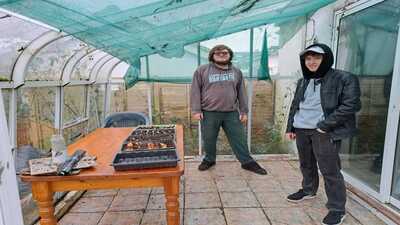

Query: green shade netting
[0,0,335,86]
[257,29,270,80]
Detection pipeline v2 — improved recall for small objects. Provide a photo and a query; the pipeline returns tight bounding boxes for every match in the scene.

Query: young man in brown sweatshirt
[190,44,267,175]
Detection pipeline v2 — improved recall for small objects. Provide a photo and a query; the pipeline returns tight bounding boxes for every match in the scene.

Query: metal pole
[146,56,153,125]
[197,42,202,156]
[247,28,254,153]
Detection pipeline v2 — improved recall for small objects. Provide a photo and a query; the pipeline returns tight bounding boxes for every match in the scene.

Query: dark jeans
[201,111,254,164]
[295,128,346,212]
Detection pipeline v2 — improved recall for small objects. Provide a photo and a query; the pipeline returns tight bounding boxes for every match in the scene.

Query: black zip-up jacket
[286,43,361,140]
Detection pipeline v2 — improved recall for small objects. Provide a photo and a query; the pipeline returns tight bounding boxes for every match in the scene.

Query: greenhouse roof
[0,0,335,65]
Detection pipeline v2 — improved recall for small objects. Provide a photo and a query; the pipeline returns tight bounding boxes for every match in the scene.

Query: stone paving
[58,160,387,225]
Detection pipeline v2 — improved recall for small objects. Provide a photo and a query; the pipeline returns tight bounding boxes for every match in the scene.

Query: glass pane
[336,0,400,191]
[97,58,120,82]
[250,80,289,154]
[111,61,129,79]
[201,30,250,77]
[88,84,105,131]
[126,82,148,114]
[71,51,108,81]
[142,44,198,82]
[17,87,56,150]
[63,86,87,125]
[0,14,48,81]
[63,121,88,145]
[26,36,84,81]
[1,89,11,127]
[15,87,56,224]
[110,84,127,113]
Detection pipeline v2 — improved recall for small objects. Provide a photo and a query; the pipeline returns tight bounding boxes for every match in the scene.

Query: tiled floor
[58,160,387,225]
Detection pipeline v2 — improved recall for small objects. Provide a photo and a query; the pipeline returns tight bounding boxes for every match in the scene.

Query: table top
[21,125,185,182]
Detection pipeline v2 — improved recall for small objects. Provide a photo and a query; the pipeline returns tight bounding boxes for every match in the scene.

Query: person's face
[213,49,230,64]
[304,53,323,72]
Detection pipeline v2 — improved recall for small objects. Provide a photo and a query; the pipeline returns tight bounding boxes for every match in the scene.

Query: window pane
[71,51,108,81]
[201,30,250,77]
[97,58,120,82]
[336,0,400,191]
[88,84,105,130]
[110,84,127,113]
[63,121,88,145]
[111,61,129,79]
[15,87,56,224]
[26,36,84,81]
[0,14,48,81]
[142,44,198,82]
[17,87,56,150]
[63,86,87,125]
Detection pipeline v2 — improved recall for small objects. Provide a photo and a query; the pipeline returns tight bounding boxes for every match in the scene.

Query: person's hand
[285,132,296,140]
[316,128,326,133]
[240,114,248,123]
[193,113,203,120]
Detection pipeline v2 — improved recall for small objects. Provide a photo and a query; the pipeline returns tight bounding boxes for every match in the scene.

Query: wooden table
[21,126,185,225]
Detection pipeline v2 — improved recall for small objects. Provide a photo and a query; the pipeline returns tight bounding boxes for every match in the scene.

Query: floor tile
[184,208,226,225]
[216,178,250,192]
[69,197,113,213]
[97,211,142,225]
[84,189,118,197]
[58,212,103,225]
[220,192,259,208]
[185,192,221,209]
[264,207,313,225]
[109,194,148,211]
[225,208,270,225]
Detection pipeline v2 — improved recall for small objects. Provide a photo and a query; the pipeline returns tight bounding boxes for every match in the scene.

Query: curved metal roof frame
[24,35,87,83]
[11,30,64,87]
[69,50,108,83]
[93,57,121,83]
[109,61,130,82]
[103,58,123,82]
[89,54,114,83]
[61,47,96,85]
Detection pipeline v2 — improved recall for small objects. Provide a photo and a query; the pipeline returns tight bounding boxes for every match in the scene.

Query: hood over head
[300,43,334,79]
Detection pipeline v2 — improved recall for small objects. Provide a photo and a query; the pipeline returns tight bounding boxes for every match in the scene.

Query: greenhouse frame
[0,0,400,224]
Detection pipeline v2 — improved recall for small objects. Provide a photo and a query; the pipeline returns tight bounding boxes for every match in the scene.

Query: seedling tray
[112,149,179,171]
[121,125,176,152]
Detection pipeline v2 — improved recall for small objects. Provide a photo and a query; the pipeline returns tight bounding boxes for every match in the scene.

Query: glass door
[335,0,400,192]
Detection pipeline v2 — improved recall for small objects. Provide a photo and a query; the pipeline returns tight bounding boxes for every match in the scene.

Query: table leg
[164,176,180,225]
[32,182,57,225]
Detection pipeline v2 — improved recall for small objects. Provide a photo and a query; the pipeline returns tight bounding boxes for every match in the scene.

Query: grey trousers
[295,128,346,212]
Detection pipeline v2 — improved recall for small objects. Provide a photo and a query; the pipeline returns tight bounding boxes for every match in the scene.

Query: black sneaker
[322,211,346,225]
[198,160,215,171]
[241,161,267,175]
[286,189,316,202]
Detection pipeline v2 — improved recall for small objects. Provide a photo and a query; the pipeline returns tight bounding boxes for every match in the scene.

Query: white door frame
[384,21,400,206]
[333,0,400,203]
[0,89,24,225]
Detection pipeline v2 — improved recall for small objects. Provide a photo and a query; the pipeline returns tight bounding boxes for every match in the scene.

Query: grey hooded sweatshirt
[190,63,248,114]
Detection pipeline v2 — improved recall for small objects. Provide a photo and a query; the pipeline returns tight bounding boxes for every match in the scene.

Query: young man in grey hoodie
[285,43,361,225]
[190,44,267,175]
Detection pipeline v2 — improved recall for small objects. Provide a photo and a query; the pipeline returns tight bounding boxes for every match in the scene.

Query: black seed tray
[112,149,179,171]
